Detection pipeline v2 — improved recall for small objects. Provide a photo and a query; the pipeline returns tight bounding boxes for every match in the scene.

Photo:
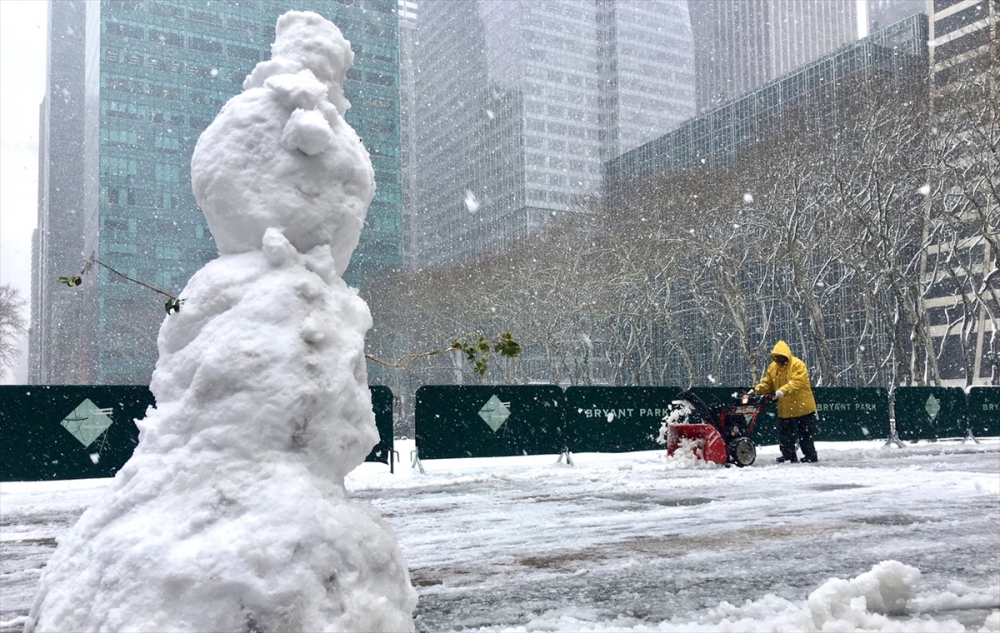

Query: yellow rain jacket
[753,340,817,419]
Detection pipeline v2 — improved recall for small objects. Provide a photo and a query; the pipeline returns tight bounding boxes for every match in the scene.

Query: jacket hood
[771,340,793,360]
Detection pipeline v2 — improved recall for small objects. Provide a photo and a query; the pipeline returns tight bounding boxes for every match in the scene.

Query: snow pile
[663,437,719,470]
[461,561,998,632]
[25,11,415,633]
[910,582,1000,615]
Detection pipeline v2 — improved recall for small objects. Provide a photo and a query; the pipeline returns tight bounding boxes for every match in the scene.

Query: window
[105,22,144,40]
[188,10,222,26]
[935,27,990,62]
[149,30,184,47]
[227,45,259,62]
[189,37,222,54]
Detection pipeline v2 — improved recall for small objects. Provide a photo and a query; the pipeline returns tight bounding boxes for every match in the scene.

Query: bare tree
[0,283,28,376]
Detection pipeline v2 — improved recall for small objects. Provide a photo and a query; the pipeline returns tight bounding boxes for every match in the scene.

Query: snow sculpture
[25,12,416,633]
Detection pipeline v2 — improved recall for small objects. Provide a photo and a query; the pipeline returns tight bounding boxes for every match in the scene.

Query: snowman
[26,11,416,632]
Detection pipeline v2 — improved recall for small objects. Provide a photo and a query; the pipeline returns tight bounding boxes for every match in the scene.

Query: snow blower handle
[740,391,772,406]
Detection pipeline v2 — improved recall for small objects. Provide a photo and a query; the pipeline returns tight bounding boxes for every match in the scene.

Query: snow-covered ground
[2,438,999,632]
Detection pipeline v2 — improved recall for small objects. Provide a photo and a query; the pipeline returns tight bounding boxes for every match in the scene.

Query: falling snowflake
[743,192,754,204]
[464,190,480,213]
[486,109,495,120]
[917,184,930,196]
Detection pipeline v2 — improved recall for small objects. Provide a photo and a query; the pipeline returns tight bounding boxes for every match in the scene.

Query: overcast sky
[0,0,47,304]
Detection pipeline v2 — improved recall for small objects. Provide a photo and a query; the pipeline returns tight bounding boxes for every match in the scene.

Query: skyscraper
[411,0,695,268]
[31,0,401,385]
[29,0,87,385]
[605,15,930,184]
[397,0,419,270]
[866,0,927,32]
[689,0,857,112]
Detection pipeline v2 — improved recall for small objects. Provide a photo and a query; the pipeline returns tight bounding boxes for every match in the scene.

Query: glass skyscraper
[411,0,695,268]
[605,15,929,186]
[31,0,401,385]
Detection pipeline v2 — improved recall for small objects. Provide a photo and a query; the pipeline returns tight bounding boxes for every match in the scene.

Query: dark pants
[778,412,818,461]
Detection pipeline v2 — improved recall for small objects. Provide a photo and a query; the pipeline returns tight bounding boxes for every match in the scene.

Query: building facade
[397,0,419,270]
[29,0,88,385]
[925,0,999,384]
[689,0,858,112]
[31,0,401,385]
[866,0,927,32]
[605,16,929,187]
[411,0,695,268]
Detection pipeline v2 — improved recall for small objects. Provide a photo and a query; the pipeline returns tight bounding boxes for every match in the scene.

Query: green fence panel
[564,386,681,453]
[813,387,890,441]
[0,385,154,481]
[367,385,393,464]
[683,387,779,447]
[967,387,1000,438]
[0,385,395,481]
[893,387,967,440]
[415,385,566,459]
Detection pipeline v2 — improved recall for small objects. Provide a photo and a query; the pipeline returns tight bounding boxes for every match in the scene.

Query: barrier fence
[0,385,395,482]
[414,385,565,459]
[1,385,996,479]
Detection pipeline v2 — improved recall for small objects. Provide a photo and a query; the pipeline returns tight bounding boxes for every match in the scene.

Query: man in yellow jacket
[753,340,819,463]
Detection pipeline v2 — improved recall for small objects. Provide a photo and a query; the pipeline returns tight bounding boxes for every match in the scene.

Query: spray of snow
[657,401,693,445]
[25,12,416,633]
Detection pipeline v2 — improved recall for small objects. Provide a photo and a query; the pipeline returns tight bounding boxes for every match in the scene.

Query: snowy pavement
[3,439,999,632]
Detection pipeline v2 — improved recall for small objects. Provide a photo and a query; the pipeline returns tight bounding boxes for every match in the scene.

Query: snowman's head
[190,11,374,277]
[271,11,353,115]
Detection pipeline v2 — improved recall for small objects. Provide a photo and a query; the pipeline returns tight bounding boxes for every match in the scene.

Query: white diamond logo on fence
[925,395,941,420]
[60,399,113,447]
[478,395,511,432]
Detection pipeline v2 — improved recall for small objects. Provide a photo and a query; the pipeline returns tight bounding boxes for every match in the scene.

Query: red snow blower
[666,390,773,467]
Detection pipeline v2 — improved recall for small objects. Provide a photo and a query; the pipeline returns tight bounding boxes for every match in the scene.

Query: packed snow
[20,11,415,633]
[3,440,998,632]
[192,11,372,275]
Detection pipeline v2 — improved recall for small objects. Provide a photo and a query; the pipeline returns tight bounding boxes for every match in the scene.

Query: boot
[775,455,798,464]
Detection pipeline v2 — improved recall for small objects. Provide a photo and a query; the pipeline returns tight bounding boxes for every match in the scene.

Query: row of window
[106,8,394,48]
[934,1,989,37]
[106,47,250,85]
[934,24,992,62]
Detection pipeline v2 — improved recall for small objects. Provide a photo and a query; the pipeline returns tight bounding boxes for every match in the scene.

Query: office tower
[689,0,857,112]
[867,0,927,32]
[412,0,695,267]
[29,1,87,384]
[606,16,929,183]
[31,0,401,385]
[925,0,998,384]
[398,0,418,270]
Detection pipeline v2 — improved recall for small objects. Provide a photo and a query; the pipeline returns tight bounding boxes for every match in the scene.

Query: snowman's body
[26,12,416,633]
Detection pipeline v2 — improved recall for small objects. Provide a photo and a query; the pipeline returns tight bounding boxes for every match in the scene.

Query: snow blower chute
[666,390,772,467]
